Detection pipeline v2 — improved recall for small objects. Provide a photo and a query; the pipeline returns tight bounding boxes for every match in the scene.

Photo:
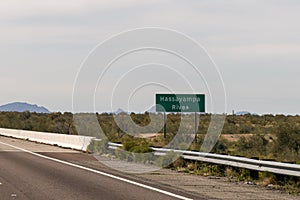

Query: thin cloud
[0,0,148,18]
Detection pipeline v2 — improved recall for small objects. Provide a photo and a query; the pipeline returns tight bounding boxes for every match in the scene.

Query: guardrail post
[250,169,259,179]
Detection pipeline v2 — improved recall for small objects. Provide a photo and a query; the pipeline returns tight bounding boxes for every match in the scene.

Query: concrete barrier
[0,128,95,151]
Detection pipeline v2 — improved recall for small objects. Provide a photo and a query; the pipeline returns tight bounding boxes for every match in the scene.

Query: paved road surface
[0,136,198,200]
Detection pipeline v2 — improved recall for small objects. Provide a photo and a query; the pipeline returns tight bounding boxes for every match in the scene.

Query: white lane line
[0,141,193,200]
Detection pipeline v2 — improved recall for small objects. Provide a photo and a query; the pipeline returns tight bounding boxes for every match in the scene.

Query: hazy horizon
[1,1,299,115]
[0,101,298,116]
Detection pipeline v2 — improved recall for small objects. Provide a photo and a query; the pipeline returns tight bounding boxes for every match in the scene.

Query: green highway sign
[156,94,205,113]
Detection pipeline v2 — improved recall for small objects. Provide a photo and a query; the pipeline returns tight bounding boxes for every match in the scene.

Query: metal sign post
[194,112,197,143]
[163,112,167,139]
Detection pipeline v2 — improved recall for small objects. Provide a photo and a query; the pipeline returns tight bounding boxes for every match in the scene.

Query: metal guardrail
[107,142,300,177]
[107,142,123,149]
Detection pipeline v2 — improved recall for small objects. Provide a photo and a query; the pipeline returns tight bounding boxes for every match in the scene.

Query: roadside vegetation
[1,111,300,194]
[1,112,300,162]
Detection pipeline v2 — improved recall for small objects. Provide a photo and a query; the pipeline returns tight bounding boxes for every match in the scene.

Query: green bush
[122,137,152,153]
[87,138,108,154]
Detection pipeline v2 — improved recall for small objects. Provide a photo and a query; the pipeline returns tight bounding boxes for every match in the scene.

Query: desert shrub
[122,137,152,153]
[87,138,108,154]
[235,134,269,158]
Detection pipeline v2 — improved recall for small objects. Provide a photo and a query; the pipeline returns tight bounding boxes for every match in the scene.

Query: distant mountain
[235,111,251,115]
[0,102,50,113]
[114,108,127,114]
[146,105,156,113]
[235,111,258,116]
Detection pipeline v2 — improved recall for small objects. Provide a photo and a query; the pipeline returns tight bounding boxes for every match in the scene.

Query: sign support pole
[194,112,197,143]
[163,112,167,139]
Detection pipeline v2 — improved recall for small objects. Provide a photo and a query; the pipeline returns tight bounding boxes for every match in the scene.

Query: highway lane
[0,138,197,200]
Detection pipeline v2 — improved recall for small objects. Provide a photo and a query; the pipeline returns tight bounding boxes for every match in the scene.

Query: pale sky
[1,0,300,114]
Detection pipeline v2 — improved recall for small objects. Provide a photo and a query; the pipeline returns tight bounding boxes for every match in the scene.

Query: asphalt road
[0,137,197,200]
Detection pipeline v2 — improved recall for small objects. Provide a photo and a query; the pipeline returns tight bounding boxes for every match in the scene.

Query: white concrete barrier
[0,128,95,151]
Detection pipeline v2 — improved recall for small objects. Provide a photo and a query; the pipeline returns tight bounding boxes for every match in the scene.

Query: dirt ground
[221,133,275,142]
